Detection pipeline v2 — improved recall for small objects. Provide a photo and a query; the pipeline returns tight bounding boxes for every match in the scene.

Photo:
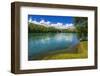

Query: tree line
[28,23,76,33]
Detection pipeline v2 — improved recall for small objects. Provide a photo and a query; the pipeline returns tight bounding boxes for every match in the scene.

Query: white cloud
[29,17,32,23]
[50,23,74,29]
[29,18,40,25]
[39,20,51,27]
[40,19,45,24]
[65,23,74,27]
[56,22,63,26]
[29,18,74,29]
[32,20,40,25]
[46,21,50,25]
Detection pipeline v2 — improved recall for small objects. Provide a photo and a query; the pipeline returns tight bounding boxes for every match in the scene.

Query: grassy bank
[41,41,88,60]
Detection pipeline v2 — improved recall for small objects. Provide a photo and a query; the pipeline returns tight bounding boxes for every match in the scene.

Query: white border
[20,6,95,70]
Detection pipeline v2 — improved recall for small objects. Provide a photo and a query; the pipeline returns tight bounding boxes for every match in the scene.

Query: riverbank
[43,41,88,60]
[30,41,88,60]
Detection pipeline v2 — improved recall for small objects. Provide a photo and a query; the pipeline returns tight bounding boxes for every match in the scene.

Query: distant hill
[28,22,76,33]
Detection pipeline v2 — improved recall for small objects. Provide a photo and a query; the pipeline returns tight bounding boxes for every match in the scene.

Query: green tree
[74,17,88,41]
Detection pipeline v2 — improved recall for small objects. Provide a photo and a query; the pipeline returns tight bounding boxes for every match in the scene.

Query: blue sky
[28,15,74,25]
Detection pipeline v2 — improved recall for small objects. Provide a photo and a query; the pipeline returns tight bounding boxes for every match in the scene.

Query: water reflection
[28,33,79,59]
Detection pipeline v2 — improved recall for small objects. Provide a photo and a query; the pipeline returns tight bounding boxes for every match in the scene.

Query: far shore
[29,41,88,60]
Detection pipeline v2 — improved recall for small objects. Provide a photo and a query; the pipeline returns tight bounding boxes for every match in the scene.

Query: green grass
[41,41,88,60]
